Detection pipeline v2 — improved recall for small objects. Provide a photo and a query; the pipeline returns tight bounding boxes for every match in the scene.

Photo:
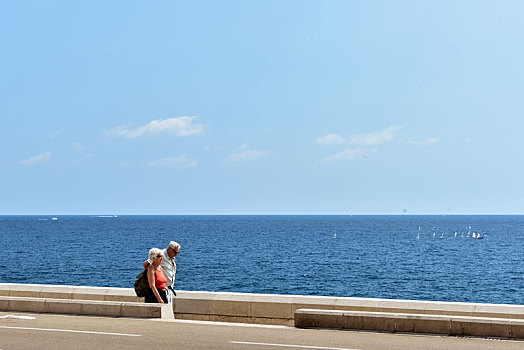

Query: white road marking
[0,326,141,337]
[160,319,291,329]
[230,341,358,350]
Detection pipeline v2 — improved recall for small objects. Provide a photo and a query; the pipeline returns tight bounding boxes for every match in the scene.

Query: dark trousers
[144,287,168,303]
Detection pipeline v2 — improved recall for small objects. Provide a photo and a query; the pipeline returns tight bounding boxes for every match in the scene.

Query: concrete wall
[295,309,524,339]
[0,296,173,319]
[1,283,523,327]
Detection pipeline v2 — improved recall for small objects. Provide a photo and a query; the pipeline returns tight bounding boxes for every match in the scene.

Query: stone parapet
[294,309,524,339]
[1,283,523,329]
[0,283,141,302]
[0,296,173,318]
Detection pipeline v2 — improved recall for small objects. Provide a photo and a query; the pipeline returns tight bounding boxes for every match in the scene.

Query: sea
[0,215,522,305]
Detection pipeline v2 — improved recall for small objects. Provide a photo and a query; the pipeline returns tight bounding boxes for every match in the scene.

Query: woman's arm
[147,266,164,303]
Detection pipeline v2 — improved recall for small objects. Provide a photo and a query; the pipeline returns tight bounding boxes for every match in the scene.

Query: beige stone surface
[295,308,524,339]
[213,299,251,317]
[81,301,122,316]
[175,312,293,326]
[295,309,338,328]
[121,303,149,318]
[3,284,43,298]
[71,292,107,301]
[361,313,395,332]
[105,294,139,302]
[251,300,292,319]
[0,298,9,310]
[380,300,428,314]
[71,286,108,301]
[174,292,214,314]
[398,315,450,334]
[473,303,524,319]
[510,321,524,338]
[457,319,510,338]
[2,283,524,331]
[342,312,364,330]
[424,301,476,317]
[7,297,46,313]
[291,295,335,315]
[0,283,19,296]
[0,295,172,319]
[45,299,83,314]
[160,304,174,319]
[334,297,381,312]
[104,287,140,302]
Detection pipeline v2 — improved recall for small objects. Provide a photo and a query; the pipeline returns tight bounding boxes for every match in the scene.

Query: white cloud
[47,129,63,139]
[19,152,51,166]
[223,144,269,164]
[316,126,403,146]
[316,134,346,145]
[107,116,204,139]
[347,125,403,145]
[408,138,440,145]
[321,148,376,163]
[146,154,197,169]
[71,142,83,151]
[117,161,132,171]
[70,153,94,165]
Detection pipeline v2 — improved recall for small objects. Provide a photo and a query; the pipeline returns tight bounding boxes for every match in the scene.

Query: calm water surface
[0,215,522,305]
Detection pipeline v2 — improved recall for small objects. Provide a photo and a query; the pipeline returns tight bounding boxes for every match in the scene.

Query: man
[143,241,180,304]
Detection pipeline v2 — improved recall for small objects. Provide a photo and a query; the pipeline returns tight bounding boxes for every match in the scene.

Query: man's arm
[142,259,152,269]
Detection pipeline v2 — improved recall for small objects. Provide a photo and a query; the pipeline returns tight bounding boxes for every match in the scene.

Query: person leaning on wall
[143,241,180,304]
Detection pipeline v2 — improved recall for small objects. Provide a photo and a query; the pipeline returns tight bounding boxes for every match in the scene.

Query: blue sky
[2,1,524,214]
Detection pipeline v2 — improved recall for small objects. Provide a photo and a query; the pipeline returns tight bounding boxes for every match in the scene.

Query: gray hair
[167,241,180,250]
[148,247,162,261]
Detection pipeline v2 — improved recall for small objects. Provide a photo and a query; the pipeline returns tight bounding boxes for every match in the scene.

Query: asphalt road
[0,312,522,350]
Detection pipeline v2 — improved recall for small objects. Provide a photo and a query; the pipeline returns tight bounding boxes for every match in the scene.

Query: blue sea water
[0,215,522,305]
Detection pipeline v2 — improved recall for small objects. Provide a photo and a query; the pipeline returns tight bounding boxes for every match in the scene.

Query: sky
[1,1,524,215]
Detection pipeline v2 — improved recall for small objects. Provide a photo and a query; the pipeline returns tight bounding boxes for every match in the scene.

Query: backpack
[134,267,154,297]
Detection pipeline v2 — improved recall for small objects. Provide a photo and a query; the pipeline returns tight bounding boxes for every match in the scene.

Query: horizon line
[1,213,523,216]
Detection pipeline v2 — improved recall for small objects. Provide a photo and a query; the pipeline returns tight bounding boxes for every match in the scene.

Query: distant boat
[332,233,337,239]
[51,217,58,221]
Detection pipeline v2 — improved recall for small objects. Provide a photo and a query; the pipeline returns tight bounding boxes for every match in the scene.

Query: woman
[145,248,168,303]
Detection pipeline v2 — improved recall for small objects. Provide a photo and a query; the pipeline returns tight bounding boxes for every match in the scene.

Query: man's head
[167,241,180,258]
